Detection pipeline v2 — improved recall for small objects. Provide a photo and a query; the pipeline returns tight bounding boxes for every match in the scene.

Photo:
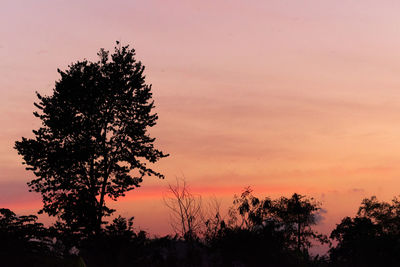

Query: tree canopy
[330,196,400,266]
[15,42,168,235]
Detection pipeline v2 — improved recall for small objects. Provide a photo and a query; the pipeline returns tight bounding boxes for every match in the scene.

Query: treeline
[2,188,400,267]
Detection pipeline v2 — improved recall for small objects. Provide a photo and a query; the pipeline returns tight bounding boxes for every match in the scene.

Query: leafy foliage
[330,196,400,266]
[0,209,83,267]
[203,188,327,266]
[228,188,327,252]
[0,208,44,251]
[15,42,168,234]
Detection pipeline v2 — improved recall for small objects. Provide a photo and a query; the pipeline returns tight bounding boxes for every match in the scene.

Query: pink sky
[2,0,400,241]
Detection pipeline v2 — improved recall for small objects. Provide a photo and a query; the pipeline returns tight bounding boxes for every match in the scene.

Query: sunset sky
[2,0,400,239]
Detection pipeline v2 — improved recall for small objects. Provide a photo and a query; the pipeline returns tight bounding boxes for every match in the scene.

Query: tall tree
[15,42,168,235]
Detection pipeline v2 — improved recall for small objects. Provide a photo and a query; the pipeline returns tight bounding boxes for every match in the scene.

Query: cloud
[348,188,365,194]
[315,208,327,224]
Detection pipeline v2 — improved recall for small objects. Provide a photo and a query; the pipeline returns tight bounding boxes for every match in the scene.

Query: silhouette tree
[164,178,203,241]
[0,208,51,266]
[330,196,400,267]
[203,197,225,244]
[15,42,168,235]
[273,193,327,253]
[0,208,44,248]
[210,188,327,266]
[228,189,326,253]
[228,187,276,230]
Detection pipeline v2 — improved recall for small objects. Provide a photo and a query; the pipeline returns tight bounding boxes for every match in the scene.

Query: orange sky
[2,0,400,241]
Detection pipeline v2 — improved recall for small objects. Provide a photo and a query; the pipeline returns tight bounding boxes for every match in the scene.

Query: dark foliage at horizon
[3,192,400,267]
[203,189,328,267]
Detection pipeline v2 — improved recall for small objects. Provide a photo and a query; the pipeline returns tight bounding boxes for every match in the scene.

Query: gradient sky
[2,0,400,241]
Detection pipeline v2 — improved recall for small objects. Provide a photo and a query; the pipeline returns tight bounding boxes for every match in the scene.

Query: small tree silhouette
[228,189,327,257]
[273,193,327,253]
[15,42,168,235]
[164,178,203,241]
